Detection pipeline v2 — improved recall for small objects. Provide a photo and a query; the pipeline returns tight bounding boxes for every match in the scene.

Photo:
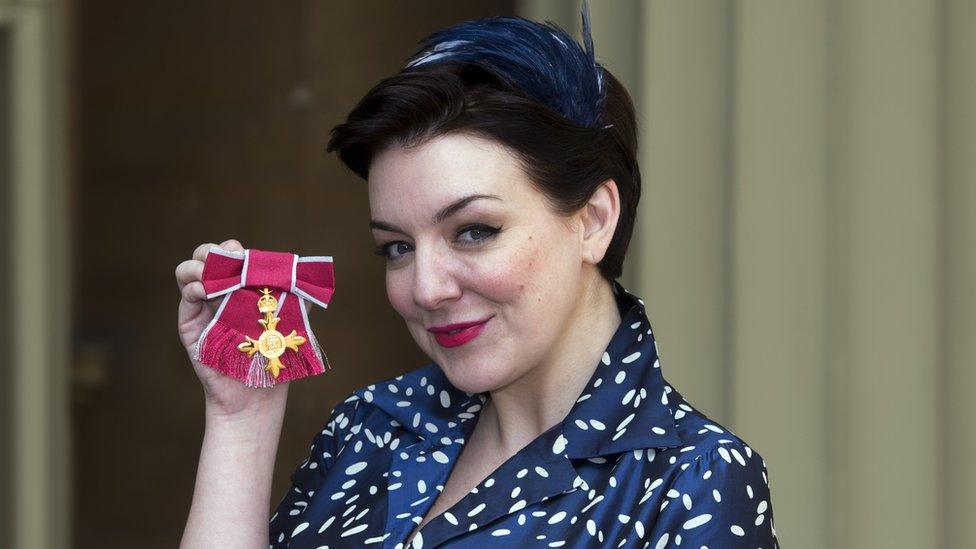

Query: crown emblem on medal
[257,288,278,313]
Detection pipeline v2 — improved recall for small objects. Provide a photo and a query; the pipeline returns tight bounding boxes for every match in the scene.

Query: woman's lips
[431,317,491,348]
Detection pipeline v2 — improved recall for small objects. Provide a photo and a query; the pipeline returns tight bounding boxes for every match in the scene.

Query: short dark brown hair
[326,56,640,281]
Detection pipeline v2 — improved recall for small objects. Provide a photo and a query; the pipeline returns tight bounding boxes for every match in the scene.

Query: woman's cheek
[474,244,540,304]
[385,270,414,319]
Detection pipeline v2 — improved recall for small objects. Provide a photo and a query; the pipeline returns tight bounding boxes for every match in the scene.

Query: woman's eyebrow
[369,193,502,234]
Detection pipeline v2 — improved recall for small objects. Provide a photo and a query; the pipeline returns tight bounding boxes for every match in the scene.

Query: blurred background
[1,0,973,548]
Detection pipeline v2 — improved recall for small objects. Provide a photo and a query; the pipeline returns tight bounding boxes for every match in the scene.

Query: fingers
[219,238,244,252]
[193,239,244,261]
[175,260,205,291]
[193,242,219,262]
[181,280,207,304]
[180,239,244,293]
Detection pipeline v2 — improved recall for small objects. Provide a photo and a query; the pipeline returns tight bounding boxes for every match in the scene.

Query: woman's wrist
[201,403,288,460]
[203,386,289,428]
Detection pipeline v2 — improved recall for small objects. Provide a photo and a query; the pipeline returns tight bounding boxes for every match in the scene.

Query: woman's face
[368,132,589,394]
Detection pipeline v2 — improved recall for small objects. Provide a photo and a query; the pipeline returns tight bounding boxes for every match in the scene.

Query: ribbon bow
[193,247,335,387]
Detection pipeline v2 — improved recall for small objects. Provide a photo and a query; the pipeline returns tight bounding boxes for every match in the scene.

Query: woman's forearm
[180,397,288,549]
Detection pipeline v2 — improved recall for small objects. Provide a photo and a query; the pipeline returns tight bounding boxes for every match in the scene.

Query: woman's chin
[438,361,507,394]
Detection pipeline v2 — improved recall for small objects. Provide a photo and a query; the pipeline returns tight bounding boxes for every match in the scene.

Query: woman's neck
[478,274,622,456]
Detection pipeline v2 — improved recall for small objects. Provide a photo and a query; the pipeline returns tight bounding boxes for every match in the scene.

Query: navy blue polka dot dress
[269,280,779,548]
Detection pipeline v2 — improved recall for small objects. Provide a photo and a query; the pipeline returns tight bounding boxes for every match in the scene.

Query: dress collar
[353,279,683,457]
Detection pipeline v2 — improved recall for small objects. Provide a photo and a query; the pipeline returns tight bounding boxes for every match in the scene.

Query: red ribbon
[193,247,335,387]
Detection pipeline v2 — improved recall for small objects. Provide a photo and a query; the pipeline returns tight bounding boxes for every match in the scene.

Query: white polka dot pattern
[269,279,779,548]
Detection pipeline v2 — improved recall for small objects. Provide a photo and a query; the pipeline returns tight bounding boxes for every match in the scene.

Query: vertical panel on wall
[0,23,10,549]
[635,0,733,421]
[729,2,827,546]
[834,1,941,547]
[823,2,854,545]
[944,1,976,547]
[7,3,64,548]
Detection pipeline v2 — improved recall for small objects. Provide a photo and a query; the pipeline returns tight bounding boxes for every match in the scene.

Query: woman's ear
[580,179,621,265]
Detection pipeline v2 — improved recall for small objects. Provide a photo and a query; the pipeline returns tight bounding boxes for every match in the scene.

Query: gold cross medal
[236,288,307,379]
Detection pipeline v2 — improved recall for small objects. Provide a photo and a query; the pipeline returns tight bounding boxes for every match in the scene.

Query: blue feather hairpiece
[402,0,611,130]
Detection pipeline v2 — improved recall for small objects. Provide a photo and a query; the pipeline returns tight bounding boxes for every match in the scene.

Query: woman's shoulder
[633,381,779,545]
[662,382,771,478]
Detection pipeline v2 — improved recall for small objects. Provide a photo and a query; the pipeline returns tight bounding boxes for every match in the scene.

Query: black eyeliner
[374,223,501,260]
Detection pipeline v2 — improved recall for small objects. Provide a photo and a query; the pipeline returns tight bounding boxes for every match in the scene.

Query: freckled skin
[367,133,590,394]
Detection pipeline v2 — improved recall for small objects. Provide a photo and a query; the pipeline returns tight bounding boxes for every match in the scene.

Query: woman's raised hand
[175,239,288,417]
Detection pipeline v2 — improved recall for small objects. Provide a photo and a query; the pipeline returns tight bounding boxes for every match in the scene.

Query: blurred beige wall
[521,1,976,548]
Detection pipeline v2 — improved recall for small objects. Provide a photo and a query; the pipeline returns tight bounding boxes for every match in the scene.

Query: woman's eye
[457,224,500,244]
[373,241,412,260]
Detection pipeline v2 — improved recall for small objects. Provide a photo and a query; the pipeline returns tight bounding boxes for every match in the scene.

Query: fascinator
[401,0,612,131]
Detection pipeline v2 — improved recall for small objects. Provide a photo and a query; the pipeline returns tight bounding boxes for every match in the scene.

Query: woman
[177,5,778,549]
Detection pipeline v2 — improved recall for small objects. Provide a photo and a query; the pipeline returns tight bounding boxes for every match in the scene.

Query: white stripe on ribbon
[206,246,245,259]
[275,290,286,316]
[298,295,325,363]
[205,284,241,300]
[291,253,298,299]
[193,292,231,360]
[240,249,251,288]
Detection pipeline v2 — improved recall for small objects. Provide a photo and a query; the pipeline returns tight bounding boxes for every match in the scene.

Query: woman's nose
[411,244,461,311]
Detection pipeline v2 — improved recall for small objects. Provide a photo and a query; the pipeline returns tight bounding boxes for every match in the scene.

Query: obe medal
[236,288,307,378]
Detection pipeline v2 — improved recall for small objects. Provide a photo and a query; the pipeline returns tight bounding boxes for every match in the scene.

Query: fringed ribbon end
[194,322,327,388]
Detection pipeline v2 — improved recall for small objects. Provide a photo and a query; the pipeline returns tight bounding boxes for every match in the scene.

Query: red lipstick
[427,317,492,348]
